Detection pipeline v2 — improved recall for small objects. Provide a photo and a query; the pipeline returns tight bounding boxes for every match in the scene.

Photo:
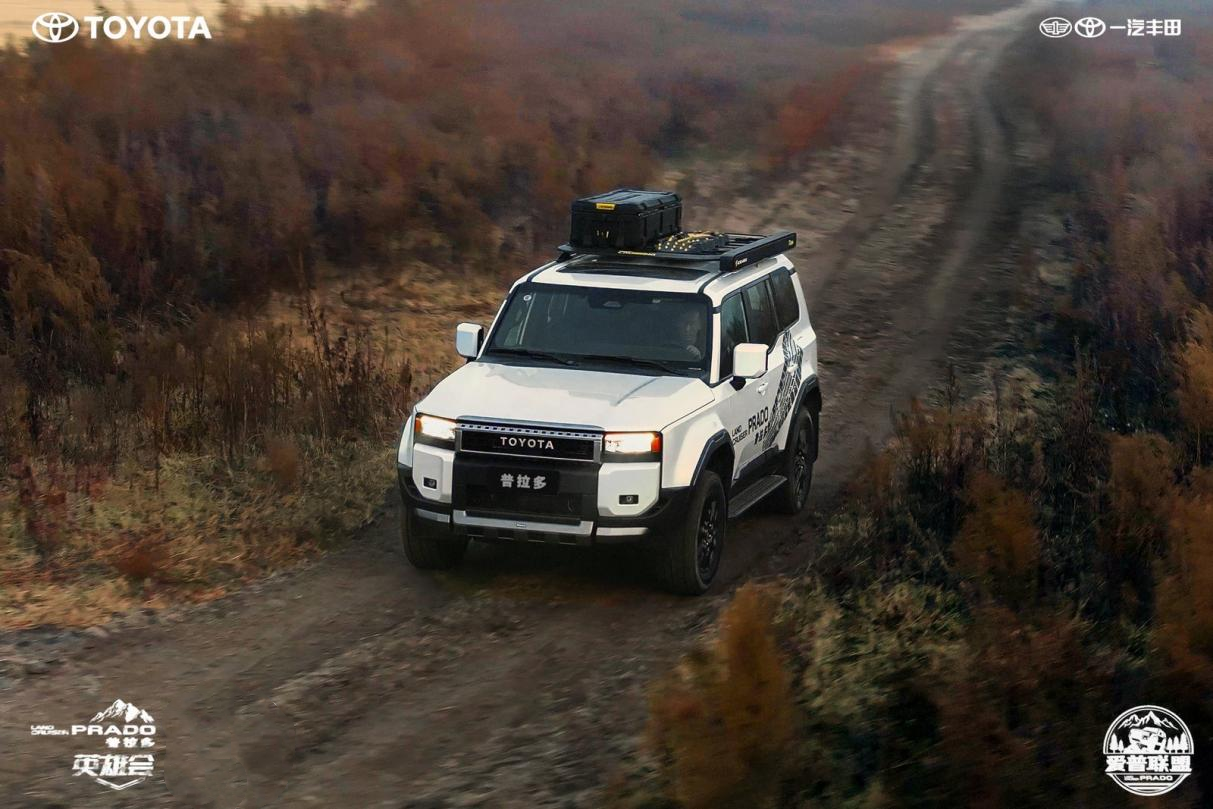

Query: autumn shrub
[1175,307,1213,460]
[767,61,887,168]
[110,533,169,585]
[264,436,303,491]
[824,392,989,592]
[0,355,29,459]
[952,470,1039,606]
[1155,469,1213,691]
[1105,432,1175,552]
[12,459,67,565]
[647,584,793,809]
[931,608,1123,807]
[633,18,1213,807]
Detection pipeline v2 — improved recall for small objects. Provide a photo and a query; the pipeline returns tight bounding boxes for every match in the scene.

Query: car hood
[418,361,713,431]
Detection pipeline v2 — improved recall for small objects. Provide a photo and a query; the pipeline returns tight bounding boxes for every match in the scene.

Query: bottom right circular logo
[1103,705,1194,795]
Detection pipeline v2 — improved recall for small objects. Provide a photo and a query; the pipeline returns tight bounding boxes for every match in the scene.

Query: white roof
[523,254,794,306]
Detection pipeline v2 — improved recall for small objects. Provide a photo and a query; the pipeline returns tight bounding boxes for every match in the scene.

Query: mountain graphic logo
[1118,710,1178,732]
[91,699,154,725]
[1103,705,1193,796]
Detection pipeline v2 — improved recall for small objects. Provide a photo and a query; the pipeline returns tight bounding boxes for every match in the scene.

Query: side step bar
[727,474,786,519]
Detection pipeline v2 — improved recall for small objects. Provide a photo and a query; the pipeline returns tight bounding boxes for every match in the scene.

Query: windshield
[484,284,710,376]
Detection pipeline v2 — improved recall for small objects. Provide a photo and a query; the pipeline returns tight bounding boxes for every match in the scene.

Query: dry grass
[953,469,1039,605]
[264,436,303,491]
[646,584,794,809]
[1176,307,1213,458]
[0,437,392,628]
[0,280,486,629]
[1156,469,1213,690]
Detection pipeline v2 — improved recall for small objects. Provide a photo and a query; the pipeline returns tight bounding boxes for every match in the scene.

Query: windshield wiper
[485,347,577,366]
[573,354,692,375]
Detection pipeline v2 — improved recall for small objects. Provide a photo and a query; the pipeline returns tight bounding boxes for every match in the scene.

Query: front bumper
[398,464,688,546]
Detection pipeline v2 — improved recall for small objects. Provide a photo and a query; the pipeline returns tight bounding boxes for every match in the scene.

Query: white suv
[396,229,820,594]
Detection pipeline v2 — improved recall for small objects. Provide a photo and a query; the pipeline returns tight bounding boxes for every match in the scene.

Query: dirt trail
[1,3,1045,806]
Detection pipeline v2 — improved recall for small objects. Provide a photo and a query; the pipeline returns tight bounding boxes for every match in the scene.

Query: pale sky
[2,1,317,41]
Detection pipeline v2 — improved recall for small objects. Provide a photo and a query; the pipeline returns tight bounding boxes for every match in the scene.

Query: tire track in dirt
[0,4,1045,807]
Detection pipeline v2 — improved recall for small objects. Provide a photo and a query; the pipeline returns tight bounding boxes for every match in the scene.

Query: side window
[719,294,748,378]
[771,271,800,330]
[741,280,779,347]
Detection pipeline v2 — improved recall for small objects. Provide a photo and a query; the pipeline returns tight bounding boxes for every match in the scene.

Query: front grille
[457,423,599,462]
[465,486,583,522]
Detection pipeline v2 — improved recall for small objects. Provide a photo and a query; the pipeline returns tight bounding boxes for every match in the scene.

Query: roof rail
[556,230,797,274]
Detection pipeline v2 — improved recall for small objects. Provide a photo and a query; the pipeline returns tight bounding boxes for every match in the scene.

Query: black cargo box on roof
[569,189,682,250]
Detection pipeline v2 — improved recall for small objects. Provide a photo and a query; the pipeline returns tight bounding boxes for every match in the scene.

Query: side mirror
[732,343,767,380]
[455,323,484,359]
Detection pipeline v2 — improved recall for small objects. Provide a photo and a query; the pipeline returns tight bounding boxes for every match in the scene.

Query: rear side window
[771,271,800,329]
[719,294,748,378]
[741,280,779,347]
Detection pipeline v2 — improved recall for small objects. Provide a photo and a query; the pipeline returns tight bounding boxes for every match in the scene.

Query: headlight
[414,413,457,448]
[604,431,661,461]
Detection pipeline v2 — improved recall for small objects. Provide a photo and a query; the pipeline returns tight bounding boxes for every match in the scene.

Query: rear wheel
[774,408,815,514]
[401,505,468,569]
[656,470,726,595]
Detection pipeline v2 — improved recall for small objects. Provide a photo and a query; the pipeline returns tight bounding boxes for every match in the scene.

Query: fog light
[423,477,437,489]
[619,494,639,505]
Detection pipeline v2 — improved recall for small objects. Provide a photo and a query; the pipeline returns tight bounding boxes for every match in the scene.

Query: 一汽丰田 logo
[28,698,157,791]
[30,12,212,43]
[31,12,79,43]
[1075,17,1107,39]
[1039,17,1072,38]
[1103,705,1193,796]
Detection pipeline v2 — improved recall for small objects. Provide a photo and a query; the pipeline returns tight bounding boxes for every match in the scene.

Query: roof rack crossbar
[557,230,796,274]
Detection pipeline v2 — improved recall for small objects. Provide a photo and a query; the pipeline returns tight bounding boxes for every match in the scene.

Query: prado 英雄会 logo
[32,11,212,43]
[29,697,158,791]
[1103,705,1194,796]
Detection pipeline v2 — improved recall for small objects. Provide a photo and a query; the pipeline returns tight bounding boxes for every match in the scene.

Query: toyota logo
[32,12,79,43]
[1038,17,1072,38]
[1074,17,1107,39]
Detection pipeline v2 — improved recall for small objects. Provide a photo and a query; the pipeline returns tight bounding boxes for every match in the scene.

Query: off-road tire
[656,470,727,595]
[774,407,815,514]
[401,505,468,569]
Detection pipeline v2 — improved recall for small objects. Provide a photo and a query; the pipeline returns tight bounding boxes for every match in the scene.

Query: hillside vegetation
[0,0,1011,625]
[636,9,1213,808]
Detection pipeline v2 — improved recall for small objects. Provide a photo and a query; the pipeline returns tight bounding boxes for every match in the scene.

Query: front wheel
[774,408,815,514]
[656,470,727,595]
[401,505,468,570]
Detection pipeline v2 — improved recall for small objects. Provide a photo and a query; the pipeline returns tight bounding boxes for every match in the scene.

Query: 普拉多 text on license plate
[493,470,558,492]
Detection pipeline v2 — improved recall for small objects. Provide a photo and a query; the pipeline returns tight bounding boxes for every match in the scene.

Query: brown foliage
[110,533,168,584]
[1175,307,1213,455]
[13,459,68,564]
[647,584,793,809]
[264,436,303,491]
[933,608,1118,807]
[769,61,885,166]
[1105,432,1174,554]
[1155,469,1213,689]
[835,395,989,587]
[953,470,1039,605]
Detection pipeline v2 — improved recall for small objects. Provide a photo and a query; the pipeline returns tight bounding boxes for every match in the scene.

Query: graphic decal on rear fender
[756,331,803,450]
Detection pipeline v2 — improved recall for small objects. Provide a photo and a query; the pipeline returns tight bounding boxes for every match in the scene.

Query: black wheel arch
[691,430,735,494]
[795,376,821,461]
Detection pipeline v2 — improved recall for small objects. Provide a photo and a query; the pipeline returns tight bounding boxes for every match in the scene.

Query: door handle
[757,383,769,395]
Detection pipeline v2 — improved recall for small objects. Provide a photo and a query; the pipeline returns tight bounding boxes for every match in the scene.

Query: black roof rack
[556,230,796,274]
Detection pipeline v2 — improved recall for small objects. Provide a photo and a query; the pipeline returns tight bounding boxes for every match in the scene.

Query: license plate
[492,470,559,493]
